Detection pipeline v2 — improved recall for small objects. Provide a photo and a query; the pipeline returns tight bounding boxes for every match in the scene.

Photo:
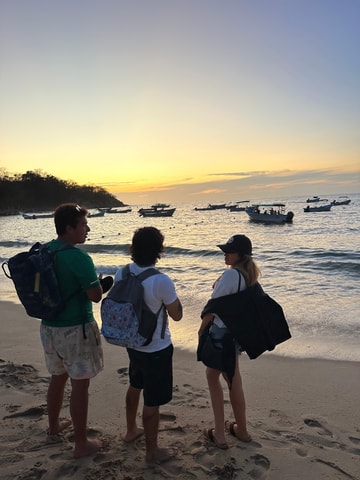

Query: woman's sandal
[203,428,228,450]
[225,421,252,443]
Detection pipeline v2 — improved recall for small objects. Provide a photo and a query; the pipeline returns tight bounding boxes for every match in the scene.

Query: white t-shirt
[212,268,247,328]
[114,263,178,352]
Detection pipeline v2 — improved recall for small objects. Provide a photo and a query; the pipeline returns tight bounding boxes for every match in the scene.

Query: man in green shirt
[40,203,106,458]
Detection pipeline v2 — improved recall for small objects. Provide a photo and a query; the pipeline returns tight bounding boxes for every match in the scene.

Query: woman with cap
[198,234,260,449]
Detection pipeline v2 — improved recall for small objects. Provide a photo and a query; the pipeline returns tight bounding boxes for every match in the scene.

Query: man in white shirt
[114,227,183,464]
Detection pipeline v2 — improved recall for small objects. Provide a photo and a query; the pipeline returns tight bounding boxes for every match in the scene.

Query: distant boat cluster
[19,196,352,224]
[194,200,250,212]
[303,195,351,213]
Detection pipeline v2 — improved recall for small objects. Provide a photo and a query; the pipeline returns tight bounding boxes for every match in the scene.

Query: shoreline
[1,300,360,479]
[3,296,360,363]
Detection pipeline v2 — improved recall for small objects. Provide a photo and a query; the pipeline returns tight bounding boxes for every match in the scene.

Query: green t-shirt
[41,239,100,327]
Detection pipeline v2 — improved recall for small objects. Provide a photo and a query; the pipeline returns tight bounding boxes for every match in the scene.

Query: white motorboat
[245,203,294,224]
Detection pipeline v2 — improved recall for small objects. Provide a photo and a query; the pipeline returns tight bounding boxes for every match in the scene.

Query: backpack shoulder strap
[121,264,131,279]
[235,269,242,292]
[137,267,162,282]
[52,243,81,303]
[137,267,167,338]
[157,304,166,339]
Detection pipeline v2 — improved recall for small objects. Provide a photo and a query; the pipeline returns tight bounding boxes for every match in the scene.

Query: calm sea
[0,194,359,362]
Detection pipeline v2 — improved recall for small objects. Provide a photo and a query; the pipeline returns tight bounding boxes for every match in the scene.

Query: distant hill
[0,170,125,215]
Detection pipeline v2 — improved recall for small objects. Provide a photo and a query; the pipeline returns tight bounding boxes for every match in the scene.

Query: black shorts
[127,344,174,407]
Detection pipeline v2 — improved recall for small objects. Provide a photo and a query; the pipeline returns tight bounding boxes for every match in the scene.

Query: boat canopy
[250,203,285,207]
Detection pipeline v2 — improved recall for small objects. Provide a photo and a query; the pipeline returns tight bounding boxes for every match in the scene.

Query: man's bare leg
[123,385,144,442]
[47,373,72,435]
[143,405,177,464]
[71,378,101,458]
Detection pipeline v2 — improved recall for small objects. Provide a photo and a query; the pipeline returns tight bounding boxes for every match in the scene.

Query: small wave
[0,240,32,248]
[82,243,220,257]
[314,261,360,275]
[81,243,130,254]
[289,247,360,260]
[293,260,360,277]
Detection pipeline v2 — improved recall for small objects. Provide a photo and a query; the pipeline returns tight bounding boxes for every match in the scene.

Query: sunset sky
[1,0,359,204]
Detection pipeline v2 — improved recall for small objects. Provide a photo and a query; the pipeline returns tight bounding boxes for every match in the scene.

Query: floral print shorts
[40,322,104,379]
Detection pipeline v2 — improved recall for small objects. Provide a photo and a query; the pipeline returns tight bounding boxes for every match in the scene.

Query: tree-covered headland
[0,170,125,216]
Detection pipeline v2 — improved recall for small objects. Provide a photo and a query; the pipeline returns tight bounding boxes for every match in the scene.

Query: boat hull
[21,212,53,219]
[107,208,132,213]
[331,200,351,206]
[194,203,227,211]
[304,205,332,212]
[245,205,294,224]
[138,207,176,217]
[226,206,246,212]
[88,211,105,217]
[245,212,293,224]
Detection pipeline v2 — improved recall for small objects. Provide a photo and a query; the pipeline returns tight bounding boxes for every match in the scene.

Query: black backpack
[2,242,76,321]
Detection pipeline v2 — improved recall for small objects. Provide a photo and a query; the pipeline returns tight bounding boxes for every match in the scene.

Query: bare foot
[123,427,144,443]
[146,447,178,464]
[47,418,72,436]
[74,438,102,459]
[225,420,252,442]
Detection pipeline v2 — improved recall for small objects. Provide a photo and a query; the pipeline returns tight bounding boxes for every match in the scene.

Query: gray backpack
[100,264,165,348]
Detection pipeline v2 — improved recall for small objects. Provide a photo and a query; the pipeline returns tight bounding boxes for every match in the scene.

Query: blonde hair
[234,255,261,286]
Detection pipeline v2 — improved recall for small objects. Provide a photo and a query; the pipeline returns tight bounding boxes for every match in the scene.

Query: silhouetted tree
[0,170,124,215]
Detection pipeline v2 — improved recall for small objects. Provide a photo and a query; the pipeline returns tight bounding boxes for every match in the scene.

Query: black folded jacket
[201,283,291,359]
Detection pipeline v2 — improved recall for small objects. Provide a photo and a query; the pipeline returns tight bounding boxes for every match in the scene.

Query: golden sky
[1,1,359,204]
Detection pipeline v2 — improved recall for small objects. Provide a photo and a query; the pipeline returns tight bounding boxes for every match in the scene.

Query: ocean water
[0,194,359,362]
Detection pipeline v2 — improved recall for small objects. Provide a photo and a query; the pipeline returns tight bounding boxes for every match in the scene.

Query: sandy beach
[1,301,359,480]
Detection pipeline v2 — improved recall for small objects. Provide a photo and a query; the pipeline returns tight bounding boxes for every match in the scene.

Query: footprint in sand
[117,367,128,377]
[314,459,359,480]
[247,454,271,479]
[0,362,48,394]
[117,367,128,384]
[172,383,209,409]
[303,418,333,437]
[349,436,360,445]
[213,458,238,479]
[15,466,47,480]
[295,446,308,457]
[4,405,46,419]
[160,412,177,421]
[158,412,187,439]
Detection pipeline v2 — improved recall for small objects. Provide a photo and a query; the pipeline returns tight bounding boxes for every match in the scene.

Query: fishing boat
[245,203,294,224]
[226,200,250,212]
[226,205,247,212]
[331,198,351,206]
[88,210,105,217]
[106,207,132,213]
[21,212,54,219]
[306,196,328,203]
[194,203,227,211]
[304,204,332,212]
[138,206,176,217]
